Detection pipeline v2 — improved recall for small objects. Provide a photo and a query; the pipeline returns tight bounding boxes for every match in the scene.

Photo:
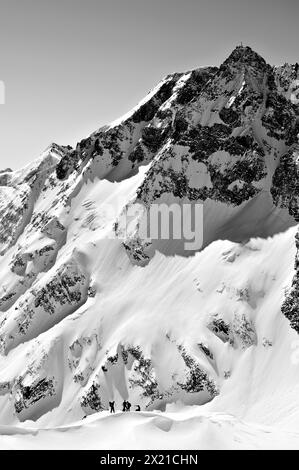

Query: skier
[122,400,127,412]
[109,401,115,413]
[126,401,132,412]
[135,405,141,411]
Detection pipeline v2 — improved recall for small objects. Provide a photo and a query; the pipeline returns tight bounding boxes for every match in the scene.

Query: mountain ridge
[0,46,298,447]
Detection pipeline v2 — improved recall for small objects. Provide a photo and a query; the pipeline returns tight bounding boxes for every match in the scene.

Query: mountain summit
[224,44,267,66]
[0,47,298,448]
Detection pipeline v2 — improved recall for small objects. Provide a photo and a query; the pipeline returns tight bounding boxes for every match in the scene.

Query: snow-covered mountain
[0,46,298,449]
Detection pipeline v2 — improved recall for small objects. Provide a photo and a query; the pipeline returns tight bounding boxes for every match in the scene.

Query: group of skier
[108,400,140,413]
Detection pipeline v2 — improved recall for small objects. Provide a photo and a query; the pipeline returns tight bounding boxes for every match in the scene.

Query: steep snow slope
[0,46,298,449]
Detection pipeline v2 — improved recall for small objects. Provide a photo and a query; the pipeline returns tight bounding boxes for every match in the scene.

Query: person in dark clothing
[135,405,141,411]
[126,401,132,412]
[109,401,115,413]
[122,400,127,412]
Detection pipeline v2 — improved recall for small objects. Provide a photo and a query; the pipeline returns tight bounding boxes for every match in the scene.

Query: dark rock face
[14,376,56,417]
[0,291,16,310]
[198,343,214,360]
[0,187,32,252]
[177,346,218,396]
[275,63,299,92]
[281,231,299,333]
[56,149,79,180]
[271,149,299,221]
[125,346,160,404]
[208,316,231,343]
[207,312,257,349]
[175,67,218,105]
[142,126,170,153]
[262,92,298,141]
[55,74,183,182]
[232,313,257,348]
[177,123,231,157]
[0,155,63,256]
[33,271,85,315]
[135,141,265,207]
[81,382,105,412]
[128,142,146,165]
[222,45,268,70]
[0,256,90,354]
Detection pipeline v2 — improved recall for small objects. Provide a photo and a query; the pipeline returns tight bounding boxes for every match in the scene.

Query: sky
[0,0,298,170]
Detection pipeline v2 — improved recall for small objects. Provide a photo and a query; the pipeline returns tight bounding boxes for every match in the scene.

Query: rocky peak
[45,142,73,160]
[222,45,267,70]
